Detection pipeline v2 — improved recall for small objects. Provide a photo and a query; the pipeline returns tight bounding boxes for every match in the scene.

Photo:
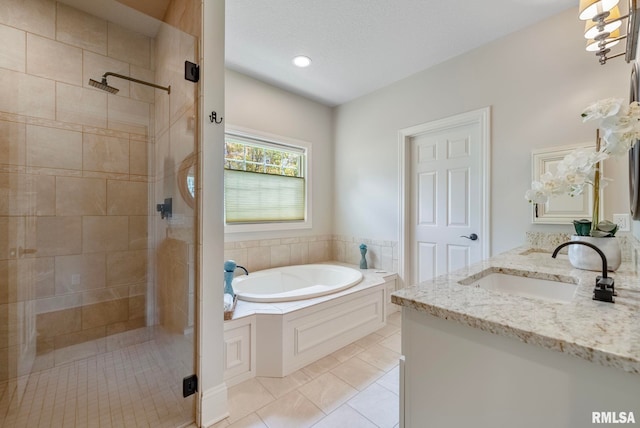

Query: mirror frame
[630,62,640,220]
[177,152,197,210]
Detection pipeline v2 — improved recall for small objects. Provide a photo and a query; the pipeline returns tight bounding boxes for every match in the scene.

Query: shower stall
[0,0,200,426]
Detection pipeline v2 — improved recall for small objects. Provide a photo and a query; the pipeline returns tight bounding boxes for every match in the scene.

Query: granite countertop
[391,246,640,374]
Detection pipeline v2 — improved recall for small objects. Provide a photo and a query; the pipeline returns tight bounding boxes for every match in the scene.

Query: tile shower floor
[0,328,195,428]
[213,311,402,428]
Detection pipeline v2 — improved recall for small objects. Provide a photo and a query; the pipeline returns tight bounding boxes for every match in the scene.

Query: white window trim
[224,124,313,234]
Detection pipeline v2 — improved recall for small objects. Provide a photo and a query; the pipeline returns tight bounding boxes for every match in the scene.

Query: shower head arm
[103,72,171,94]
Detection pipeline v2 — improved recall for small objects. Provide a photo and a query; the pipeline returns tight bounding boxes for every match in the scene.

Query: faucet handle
[594,276,615,303]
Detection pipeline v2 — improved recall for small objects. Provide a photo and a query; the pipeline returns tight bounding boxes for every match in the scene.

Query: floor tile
[311,404,377,428]
[256,370,312,399]
[330,356,385,391]
[300,355,341,379]
[352,333,383,349]
[375,365,399,395]
[330,343,365,363]
[374,323,401,338]
[347,383,399,428]
[227,412,268,428]
[227,378,275,424]
[356,344,400,372]
[387,312,401,327]
[256,390,324,428]
[379,332,401,353]
[298,372,358,414]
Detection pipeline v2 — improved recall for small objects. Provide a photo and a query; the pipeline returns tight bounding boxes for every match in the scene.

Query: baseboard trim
[199,382,228,427]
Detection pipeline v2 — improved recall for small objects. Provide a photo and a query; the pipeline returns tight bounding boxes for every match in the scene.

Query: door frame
[398,107,491,288]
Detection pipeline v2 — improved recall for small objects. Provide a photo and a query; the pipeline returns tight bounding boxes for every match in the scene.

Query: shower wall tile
[106,249,147,287]
[81,285,128,305]
[0,24,26,72]
[34,216,82,257]
[83,51,130,98]
[107,95,150,135]
[82,216,129,253]
[54,252,106,294]
[56,2,107,55]
[35,293,81,314]
[128,295,145,319]
[56,82,107,127]
[26,125,82,170]
[107,22,151,69]
[0,69,55,120]
[0,120,26,166]
[35,257,55,299]
[130,65,155,103]
[83,133,129,174]
[128,216,149,250]
[0,173,54,216]
[81,298,129,330]
[129,139,149,176]
[0,217,24,261]
[36,307,81,338]
[107,180,147,215]
[0,0,55,39]
[26,34,83,86]
[55,177,107,216]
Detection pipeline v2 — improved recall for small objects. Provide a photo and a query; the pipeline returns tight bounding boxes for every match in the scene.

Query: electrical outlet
[613,213,630,232]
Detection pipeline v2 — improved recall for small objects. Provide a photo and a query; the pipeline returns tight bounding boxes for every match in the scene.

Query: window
[224,129,311,232]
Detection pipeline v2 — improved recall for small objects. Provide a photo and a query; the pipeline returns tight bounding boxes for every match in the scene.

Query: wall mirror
[629,62,640,220]
[178,152,197,209]
[530,143,601,224]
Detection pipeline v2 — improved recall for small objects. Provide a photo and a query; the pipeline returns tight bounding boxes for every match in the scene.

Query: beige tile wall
[223,235,399,273]
[0,0,156,381]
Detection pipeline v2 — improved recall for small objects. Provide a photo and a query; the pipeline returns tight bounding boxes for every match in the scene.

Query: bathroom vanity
[392,245,640,428]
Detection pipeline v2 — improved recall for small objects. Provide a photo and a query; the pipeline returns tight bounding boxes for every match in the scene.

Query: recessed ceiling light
[292,55,312,68]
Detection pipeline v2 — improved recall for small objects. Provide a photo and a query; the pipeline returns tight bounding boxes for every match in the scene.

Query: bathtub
[232,264,363,302]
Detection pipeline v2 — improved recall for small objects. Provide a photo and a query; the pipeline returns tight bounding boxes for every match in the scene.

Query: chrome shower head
[88,77,119,94]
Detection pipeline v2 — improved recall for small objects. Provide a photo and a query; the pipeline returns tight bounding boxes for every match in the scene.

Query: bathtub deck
[223,264,398,385]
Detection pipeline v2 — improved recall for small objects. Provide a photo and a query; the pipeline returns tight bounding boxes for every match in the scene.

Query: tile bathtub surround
[224,235,398,273]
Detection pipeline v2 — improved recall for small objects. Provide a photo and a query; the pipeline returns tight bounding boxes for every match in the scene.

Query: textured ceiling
[226,0,577,106]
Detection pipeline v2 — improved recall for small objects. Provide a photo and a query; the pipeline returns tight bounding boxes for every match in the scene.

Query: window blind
[224,169,305,223]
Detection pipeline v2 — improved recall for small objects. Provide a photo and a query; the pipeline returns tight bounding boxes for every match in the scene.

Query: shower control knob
[460,233,478,241]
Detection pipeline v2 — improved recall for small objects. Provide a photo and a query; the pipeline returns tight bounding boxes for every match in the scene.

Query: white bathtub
[232,264,363,302]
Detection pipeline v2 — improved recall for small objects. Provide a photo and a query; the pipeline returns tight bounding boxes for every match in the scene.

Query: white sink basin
[460,271,578,303]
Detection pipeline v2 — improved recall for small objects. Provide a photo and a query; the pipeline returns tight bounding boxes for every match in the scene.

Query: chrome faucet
[552,241,615,303]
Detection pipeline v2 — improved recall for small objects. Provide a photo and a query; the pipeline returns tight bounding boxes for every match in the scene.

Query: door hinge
[184,61,199,82]
[183,374,198,397]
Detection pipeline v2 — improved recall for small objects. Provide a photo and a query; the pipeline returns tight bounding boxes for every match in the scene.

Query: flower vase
[359,244,368,269]
[568,235,621,272]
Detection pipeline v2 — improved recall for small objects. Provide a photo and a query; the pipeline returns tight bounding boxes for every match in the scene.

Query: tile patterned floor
[0,312,401,428]
[213,311,402,428]
[0,327,195,428]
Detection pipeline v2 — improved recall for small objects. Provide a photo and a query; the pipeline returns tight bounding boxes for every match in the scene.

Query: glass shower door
[0,1,200,426]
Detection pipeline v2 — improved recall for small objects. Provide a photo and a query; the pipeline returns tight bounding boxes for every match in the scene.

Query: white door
[409,115,488,284]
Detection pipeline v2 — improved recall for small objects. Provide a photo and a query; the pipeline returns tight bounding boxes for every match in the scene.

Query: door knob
[460,233,478,241]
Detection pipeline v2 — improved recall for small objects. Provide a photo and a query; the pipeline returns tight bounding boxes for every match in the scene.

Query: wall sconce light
[579,0,640,64]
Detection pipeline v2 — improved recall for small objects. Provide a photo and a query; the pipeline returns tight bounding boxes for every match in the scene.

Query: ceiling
[226,0,577,106]
[61,0,578,107]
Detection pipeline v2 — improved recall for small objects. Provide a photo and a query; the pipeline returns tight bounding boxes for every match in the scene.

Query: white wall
[333,8,631,255]
[224,69,334,241]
